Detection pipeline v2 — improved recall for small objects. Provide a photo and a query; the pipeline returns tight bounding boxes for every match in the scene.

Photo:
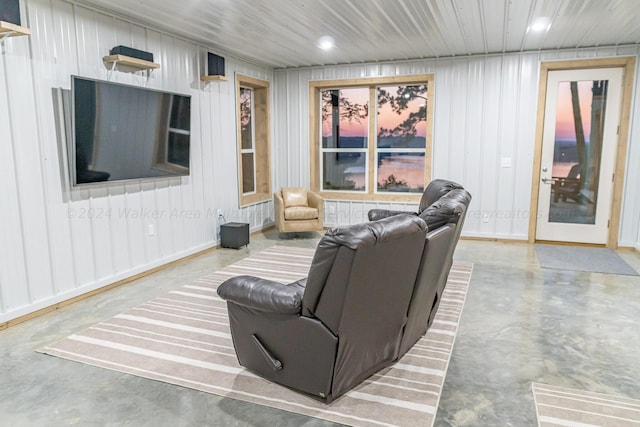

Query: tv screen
[70,75,191,186]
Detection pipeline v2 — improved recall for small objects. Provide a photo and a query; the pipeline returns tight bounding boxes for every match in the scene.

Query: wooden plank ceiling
[77,0,640,68]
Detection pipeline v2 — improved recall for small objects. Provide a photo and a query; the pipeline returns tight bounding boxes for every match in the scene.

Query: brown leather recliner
[217,214,428,402]
[398,222,458,357]
[368,178,465,229]
[367,179,472,358]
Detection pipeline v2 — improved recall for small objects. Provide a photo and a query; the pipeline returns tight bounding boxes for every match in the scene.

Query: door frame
[528,57,636,249]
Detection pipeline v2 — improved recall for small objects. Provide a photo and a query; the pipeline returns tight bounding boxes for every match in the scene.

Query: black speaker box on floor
[109,45,154,63]
[0,0,21,25]
[207,52,225,76]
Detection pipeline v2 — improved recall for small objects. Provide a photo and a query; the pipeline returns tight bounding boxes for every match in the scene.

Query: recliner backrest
[398,223,457,357]
[437,188,472,244]
[301,214,428,397]
[302,214,426,329]
[419,179,464,213]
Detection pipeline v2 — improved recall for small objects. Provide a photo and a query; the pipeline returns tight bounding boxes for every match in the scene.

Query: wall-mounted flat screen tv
[70,75,191,186]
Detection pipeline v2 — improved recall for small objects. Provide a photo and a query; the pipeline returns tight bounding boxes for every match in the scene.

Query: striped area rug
[40,246,473,427]
[533,382,640,426]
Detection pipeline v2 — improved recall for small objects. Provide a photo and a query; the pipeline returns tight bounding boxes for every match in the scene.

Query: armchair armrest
[307,191,324,217]
[368,208,416,221]
[217,275,305,314]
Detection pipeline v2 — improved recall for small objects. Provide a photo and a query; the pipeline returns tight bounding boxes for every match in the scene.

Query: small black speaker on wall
[0,0,21,25]
[207,52,225,76]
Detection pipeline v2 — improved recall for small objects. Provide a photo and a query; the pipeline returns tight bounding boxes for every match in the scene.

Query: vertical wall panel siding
[0,36,29,313]
[432,58,453,178]
[461,57,486,234]
[493,55,521,237]
[0,0,272,323]
[475,56,501,236]
[274,48,640,244]
[620,47,640,249]
[272,71,288,192]
[446,58,470,183]
[512,53,539,237]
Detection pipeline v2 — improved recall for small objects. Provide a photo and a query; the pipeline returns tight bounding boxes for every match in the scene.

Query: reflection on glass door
[536,68,623,244]
[548,80,608,225]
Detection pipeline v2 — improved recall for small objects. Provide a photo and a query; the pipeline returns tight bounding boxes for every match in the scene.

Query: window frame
[319,87,370,193]
[236,74,271,207]
[310,75,434,202]
[239,86,257,196]
[154,95,191,174]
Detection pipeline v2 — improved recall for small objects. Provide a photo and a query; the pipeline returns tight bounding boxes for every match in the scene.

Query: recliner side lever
[251,334,283,371]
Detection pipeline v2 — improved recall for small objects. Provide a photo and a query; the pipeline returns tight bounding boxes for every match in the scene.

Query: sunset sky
[554,81,594,142]
[322,87,427,138]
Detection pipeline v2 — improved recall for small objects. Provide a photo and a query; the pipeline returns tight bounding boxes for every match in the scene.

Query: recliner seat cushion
[284,206,319,220]
[282,187,309,207]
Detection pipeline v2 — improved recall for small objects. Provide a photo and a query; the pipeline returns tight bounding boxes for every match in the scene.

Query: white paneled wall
[0,0,273,323]
[273,47,640,247]
[2,1,640,324]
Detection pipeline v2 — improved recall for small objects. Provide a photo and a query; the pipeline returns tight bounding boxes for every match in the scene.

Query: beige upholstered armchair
[274,187,324,233]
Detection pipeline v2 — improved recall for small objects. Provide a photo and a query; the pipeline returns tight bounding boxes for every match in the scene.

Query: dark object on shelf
[207,52,225,76]
[0,0,21,25]
[220,222,249,249]
[109,45,154,63]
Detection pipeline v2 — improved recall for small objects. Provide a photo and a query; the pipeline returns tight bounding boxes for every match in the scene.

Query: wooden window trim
[236,74,271,207]
[309,74,434,202]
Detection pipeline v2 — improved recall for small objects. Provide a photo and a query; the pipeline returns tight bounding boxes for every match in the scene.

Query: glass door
[536,68,623,244]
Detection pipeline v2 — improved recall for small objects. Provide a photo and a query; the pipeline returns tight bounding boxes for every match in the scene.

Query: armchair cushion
[284,206,319,220]
[282,187,309,207]
[217,275,305,314]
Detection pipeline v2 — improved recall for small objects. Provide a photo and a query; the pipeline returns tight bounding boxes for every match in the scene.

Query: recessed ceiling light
[317,36,335,50]
[529,17,551,32]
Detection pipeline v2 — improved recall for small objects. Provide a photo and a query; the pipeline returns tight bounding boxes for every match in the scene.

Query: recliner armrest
[367,209,416,221]
[217,275,305,314]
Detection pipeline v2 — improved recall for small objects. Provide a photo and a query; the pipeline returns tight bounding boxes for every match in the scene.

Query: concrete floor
[1,229,640,426]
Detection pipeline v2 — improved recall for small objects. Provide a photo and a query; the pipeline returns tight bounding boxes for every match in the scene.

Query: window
[321,88,369,191]
[239,87,256,194]
[154,95,191,173]
[376,85,427,193]
[236,75,271,206]
[311,75,433,201]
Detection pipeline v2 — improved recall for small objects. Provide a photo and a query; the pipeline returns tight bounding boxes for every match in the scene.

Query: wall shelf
[0,21,31,39]
[103,54,159,84]
[200,75,229,82]
[103,54,160,71]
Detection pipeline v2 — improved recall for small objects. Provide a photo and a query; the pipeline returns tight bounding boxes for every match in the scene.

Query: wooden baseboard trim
[460,236,529,244]
[0,224,278,331]
[252,225,273,235]
[0,243,222,331]
[533,240,606,248]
